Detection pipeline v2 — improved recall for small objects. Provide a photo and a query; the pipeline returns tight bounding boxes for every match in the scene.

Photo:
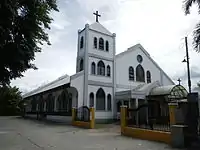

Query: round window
[137,55,143,63]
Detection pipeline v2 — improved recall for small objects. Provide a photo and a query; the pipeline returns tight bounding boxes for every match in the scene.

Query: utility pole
[185,37,191,93]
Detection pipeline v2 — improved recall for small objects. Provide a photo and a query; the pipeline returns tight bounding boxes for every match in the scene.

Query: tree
[184,0,200,52]
[0,86,22,115]
[0,0,59,85]
[197,82,200,87]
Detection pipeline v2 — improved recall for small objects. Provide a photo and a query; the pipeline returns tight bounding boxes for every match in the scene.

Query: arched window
[94,37,97,49]
[46,94,54,112]
[136,64,145,82]
[107,65,111,77]
[106,41,109,51]
[97,61,105,76]
[91,62,96,74]
[80,36,84,49]
[107,94,112,111]
[39,96,44,112]
[99,38,104,50]
[79,59,83,71]
[89,93,94,107]
[58,90,69,111]
[147,70,151,83]
[31,99,37,112]
[129,66,134,81]
[96,88,105,110]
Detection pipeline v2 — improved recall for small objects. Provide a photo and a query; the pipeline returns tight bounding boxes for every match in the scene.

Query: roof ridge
[89,22,113,36]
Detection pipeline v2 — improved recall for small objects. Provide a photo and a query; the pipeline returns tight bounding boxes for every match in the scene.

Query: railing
[126,105,170,132]
[75,106,90,122]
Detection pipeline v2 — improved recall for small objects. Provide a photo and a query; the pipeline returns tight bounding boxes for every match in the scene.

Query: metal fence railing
[75,106,90,122]
[126,106,170,132]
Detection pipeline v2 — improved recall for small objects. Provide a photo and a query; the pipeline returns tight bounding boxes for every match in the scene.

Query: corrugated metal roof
[22,74,70,98]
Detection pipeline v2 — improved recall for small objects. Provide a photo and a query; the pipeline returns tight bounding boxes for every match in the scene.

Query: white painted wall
[77,30,85,58]
[88,30,114,59]
[95,112,113,119]
[76,30,86,72]
[70,71,84,107]
[88,57,113,83]
[162,73,174,85]
[116,46,173,89]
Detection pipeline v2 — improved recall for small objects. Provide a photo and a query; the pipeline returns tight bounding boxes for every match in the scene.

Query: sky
[11,0,200,93]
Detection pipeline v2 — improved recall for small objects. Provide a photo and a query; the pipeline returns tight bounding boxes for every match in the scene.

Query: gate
[75,106,90,122]
[184,93,199,146]
[127,103,170,132]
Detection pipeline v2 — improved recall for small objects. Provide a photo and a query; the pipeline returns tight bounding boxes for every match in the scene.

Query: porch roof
[149,85,188,99]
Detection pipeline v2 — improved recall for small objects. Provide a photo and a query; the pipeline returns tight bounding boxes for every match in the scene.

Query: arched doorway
[96,88,105,111]
[58,90,69,112]
[56,88,77,116]
[38,95,44,113]
[46,94,54,113]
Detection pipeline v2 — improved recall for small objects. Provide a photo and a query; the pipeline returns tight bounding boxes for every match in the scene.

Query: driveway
[0,116,182,150]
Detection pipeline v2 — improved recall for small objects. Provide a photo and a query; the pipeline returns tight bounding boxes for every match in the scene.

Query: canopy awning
[149,85,188,99]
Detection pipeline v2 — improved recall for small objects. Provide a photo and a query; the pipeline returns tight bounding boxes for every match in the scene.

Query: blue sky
[11,0,200,93]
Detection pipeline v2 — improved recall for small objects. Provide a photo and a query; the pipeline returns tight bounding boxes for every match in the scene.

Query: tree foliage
[197,82,200,87]
[0,86,22,115]
[0,0,58,85]
[184,0,200,52]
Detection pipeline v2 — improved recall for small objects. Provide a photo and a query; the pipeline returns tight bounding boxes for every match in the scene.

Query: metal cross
[93,11,101,22]
[177,78,181,85]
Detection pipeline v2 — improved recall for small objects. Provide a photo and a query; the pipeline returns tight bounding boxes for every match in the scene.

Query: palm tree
[184,0,200,52]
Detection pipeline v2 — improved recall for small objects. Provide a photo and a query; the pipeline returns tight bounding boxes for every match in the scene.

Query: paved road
[0,116,181,150]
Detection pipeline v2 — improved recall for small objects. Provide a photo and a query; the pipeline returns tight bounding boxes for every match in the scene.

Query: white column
[135,98,138,108]
[44,102,46,111]
[54,96,57,112]
[105,94,107,111]
[129,98,131,108]
[136,98,139,125]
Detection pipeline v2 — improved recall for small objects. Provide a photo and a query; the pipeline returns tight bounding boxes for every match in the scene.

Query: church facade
[23,17,175,122]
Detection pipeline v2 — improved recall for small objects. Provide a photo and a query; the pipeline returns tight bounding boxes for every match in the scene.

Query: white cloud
[11,0,200,92]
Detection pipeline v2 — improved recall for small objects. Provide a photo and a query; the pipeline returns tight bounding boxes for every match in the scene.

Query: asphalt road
[0,116,181,150]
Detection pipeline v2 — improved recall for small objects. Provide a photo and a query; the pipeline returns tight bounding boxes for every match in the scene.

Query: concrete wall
[122,127,171,144]
[116,45,174,89]
[71,71,84,107]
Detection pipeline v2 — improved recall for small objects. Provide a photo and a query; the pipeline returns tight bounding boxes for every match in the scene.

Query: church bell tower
[75,11,116,120]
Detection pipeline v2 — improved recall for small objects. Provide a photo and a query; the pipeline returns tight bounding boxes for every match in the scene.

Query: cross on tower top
[93,11,101,22]
[177,78,181,85]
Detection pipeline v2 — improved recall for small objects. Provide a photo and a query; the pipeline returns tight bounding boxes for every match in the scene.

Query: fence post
[168,103,177,126]
[120,105,127,134]
[72,107,76,123]
[90,107,95,129]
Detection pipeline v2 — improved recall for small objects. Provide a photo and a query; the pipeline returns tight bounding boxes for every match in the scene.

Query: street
[0,116,180,150]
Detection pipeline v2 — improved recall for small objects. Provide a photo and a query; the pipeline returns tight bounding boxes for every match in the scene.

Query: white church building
[23,12,183,123]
